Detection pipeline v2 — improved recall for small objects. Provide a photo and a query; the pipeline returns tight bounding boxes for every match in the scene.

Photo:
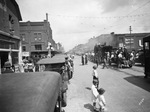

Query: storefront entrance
[0,51,8,68]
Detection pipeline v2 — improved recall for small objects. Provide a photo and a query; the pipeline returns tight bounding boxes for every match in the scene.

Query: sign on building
[22,52,30,57]
[125,38,134,44]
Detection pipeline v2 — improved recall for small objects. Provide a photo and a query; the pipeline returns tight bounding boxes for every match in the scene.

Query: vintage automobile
[109,51,133,68]
[37,54,70,107]
[143,35,150,78]
[93,44,133,68]
[134,49,144,66]
[0,72,62,112]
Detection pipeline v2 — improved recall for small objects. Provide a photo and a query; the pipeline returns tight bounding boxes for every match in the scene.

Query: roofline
[143,34,150,42]
[11,0,22,21]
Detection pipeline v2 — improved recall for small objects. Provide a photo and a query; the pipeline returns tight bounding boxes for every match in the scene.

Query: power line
[49,12,150,20]
[100,0,150,33]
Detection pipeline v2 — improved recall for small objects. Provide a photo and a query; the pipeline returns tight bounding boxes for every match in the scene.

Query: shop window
[9,15,14,33]
[35,44,42,50]
[34,32,42,41]
[22,46,26,51]
[11,40,19,50]
[119,37,123,43]
[21,34,26,41]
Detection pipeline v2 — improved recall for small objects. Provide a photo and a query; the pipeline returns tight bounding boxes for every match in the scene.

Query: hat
[93,65,97,69]
[98,88,105,95]
[4,61,11,68]
[65,56,69,60]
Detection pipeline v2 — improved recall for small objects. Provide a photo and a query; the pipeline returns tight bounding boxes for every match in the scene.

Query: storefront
[0,32,21,73]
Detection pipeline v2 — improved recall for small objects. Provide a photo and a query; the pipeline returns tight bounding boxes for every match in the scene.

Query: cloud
[97,0,130,13]
[16,0,150,51]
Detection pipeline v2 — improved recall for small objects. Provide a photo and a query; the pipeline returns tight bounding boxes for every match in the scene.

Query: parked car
[0,72,62,112]
[135,50,144,65]
[37,54,71,107]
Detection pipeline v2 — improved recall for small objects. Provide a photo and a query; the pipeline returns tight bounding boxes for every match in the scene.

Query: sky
[16,0,150,51]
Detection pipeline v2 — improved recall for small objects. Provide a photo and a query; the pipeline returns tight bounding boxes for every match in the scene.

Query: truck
[143,35,150,78]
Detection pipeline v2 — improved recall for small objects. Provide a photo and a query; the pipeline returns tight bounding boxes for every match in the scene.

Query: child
[91,80,99,111]
[92,65,99,88]
[95,88,107,112]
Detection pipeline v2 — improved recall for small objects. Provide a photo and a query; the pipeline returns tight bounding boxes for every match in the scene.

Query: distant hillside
[68,32,150,55]
[68,33,114,55]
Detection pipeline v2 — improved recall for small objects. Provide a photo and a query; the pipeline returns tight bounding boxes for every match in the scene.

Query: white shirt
[91,84,99,102]
[92,70,98,78]
[95,95,106,109]
[118,53,122,58]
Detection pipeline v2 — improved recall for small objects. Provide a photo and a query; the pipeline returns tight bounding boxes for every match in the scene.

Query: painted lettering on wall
[139,39,148,47]
[139,40,143,47]
[125,38,134,44]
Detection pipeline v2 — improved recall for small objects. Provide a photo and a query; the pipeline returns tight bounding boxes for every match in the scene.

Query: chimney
[111,32,114,35]
[46,13,48,22]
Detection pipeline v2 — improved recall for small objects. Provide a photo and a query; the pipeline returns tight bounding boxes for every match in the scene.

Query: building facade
[96,32,150,51]
[20,17,57,60]
[113,33,150,51]
[0,0,22,72]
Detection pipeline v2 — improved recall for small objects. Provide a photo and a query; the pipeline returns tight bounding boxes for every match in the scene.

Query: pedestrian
[65,56,72,81]
[95,88,107,112]
[118,52,123,68]
[23,60,29,72]
[92,65,99,88]
[81,54,84,65]
[85,53,88,65]
[102,56,108,69]
[68,57,74,79]
[2,60,14,74]
[91,80,99,111]
[130,50,135,65]
[28,61,34,72]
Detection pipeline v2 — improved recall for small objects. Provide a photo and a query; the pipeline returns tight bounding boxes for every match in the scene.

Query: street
[64,56,150,112]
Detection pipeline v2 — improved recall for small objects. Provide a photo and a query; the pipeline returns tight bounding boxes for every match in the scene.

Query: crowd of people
[88,45,135,69]
[109,46,135,68]
[1,58,36,74]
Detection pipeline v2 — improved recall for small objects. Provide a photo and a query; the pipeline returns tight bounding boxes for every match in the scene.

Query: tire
[58,96,62,112]
[54,97,62,112]
[128,64,132,68]
[128,60,132,68]
[62,92,67,107]
[144,74,148,78]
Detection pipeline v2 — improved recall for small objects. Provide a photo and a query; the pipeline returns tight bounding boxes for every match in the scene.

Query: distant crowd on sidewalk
[1,57,35,74]
[81,53,88,65]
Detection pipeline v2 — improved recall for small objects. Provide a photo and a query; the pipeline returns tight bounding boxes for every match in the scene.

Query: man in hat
[65,56,72,80]
[2,60,14,74]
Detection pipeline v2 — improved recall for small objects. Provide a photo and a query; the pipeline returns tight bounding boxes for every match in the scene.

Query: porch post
[0,57,1,74]
[18,40,22,64]
[8,45,12,66]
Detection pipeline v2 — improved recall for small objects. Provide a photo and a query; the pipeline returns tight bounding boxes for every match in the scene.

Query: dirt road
[64,56,150,112]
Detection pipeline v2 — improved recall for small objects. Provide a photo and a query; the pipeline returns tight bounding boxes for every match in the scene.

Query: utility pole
[129,26,132,50]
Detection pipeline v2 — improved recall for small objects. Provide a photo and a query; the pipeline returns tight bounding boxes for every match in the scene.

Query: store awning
[0,38,15,44]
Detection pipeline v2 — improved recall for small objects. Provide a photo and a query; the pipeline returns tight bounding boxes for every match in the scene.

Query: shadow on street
[124,76,150,92]
[84,103,94,112]
[85,87,91,90]
[107,65,143,77]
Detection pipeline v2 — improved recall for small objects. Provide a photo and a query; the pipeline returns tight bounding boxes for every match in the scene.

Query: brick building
[95,32,150,51]
[0,0,22,72]
[20,14,57,60]
[112,32,150,51]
